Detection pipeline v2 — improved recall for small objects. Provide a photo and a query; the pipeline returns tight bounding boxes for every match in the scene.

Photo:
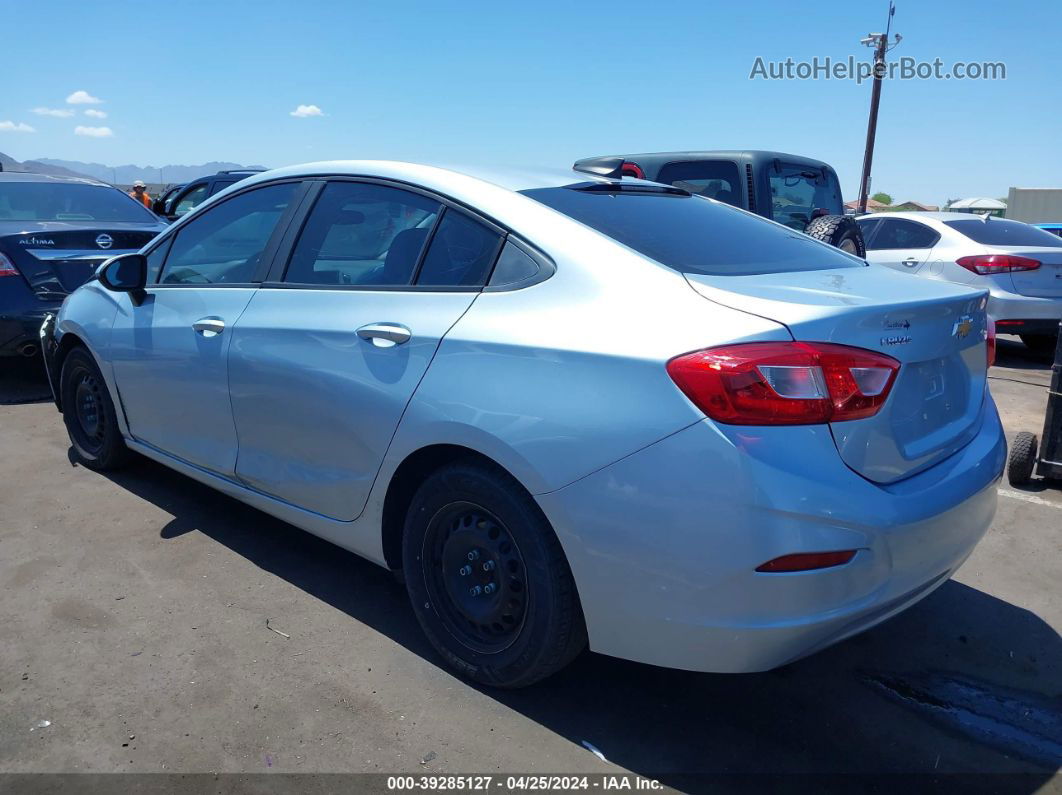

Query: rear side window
[520,186,863,277]
[943,219,1062,247]
[867,219,940,250]
[415,210,502,287]
[283,181,440,286]
[769,165,844,229]
[656,160,741,206]
[159,182,297,285]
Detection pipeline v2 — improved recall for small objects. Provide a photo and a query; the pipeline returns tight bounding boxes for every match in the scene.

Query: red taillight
[666,341,900,425]
[621,161,645,179]
[756,550,857,573]
[986,317,996,367]
[956,254,1041,275]
[0,252,19,277]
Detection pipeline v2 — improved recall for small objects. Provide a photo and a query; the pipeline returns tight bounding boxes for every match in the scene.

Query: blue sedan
[42,161,1005,687]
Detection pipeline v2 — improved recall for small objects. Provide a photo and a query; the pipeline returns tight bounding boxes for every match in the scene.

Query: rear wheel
[1019,334,1058,357]
[804,214,867,257]
[60,346,131,471]
[1007,432,1038,486]
[402,460,586,688]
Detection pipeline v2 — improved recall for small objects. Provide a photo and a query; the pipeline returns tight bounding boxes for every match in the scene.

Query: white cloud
[83,109,108,119]
[0,120,35,133]
[66,90,103,105]
[289,104,324,118]
[32,107,75,118]
[74,125,114,138]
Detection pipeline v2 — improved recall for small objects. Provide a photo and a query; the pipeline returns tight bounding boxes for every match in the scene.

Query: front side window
[284,182,440,286]
[0,182,156,223]
[768,166,844,229]
[522,185,863,277]
[416,210,501,287]
[158,182,297,285]
[656,160,742,207]
[209,180,237,196]
[943,218,1062,247]
[856,217,880,243]
[869,219,940,250]
[173,183,209,217]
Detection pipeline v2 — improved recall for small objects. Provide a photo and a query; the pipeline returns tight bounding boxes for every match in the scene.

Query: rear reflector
[756,550,857,572]
[666,341,900,425]
[956,254,1041,274]
[986,317,996,367]
[0,252,19,277]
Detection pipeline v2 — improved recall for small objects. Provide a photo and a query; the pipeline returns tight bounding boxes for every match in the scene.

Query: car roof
[599,150,836,171]
[0,171,111,187]
[237,160,623,195]
[855,211,1010,223]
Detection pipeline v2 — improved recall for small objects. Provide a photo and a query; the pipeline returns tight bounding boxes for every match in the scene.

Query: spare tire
[804,215,866,257]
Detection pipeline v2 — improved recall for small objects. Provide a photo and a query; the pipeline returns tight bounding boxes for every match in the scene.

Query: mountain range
[1,151,266,185]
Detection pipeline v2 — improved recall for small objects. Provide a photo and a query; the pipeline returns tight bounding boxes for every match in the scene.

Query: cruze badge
[881,335,912,347]
[952,316,973,339]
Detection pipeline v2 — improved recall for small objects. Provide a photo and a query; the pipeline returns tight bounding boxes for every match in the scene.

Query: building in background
[1005,188,1062,223]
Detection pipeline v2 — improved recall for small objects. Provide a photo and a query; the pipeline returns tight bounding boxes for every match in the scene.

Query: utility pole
[857,2,902,213]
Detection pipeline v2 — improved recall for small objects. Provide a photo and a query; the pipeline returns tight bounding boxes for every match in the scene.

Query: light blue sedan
[42,161,1006,687]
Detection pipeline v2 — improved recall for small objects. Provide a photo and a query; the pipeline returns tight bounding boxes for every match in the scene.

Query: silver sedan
[857,211,1062,353]
[44,162,1005,686]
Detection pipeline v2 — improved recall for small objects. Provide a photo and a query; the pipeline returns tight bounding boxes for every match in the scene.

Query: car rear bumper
[986,290,1062,331]
[536,392,1006,673]
[0,305,59,358]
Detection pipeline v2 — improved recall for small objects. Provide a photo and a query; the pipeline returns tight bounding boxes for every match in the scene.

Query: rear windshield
[520,186,864,276]
[943,219,1062,247]
[0,182,157,223]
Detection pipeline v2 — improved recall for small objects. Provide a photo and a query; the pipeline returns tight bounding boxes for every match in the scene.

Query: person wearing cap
[128,180,152,209]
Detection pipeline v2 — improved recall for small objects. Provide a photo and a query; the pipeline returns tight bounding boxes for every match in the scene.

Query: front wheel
[60,346,131,471]
[804,214,867,257]
[402,461,586,688]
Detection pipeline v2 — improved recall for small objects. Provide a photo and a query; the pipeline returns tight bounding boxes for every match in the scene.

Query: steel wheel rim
[421,501,528,653]
[72,368,106,454]
[839,238,859,254]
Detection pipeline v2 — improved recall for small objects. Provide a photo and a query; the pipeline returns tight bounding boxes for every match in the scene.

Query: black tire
[402,460,586,688]
[804,214,867,257]
[1019,334,1058,357]
[60,346,131,471]
[1007,432,1038,486]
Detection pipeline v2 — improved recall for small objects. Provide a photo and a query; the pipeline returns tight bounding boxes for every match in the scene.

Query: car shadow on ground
[89,455,1062,791]
[0,359,53,405]
[995,335,1055,373]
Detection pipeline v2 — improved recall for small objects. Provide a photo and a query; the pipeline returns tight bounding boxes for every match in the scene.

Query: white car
[857,211,1062,353]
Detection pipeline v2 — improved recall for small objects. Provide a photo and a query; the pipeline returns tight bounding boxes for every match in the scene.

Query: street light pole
[857,2,901,213]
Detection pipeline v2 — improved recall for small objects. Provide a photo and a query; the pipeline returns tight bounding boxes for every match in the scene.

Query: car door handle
[901,258,919,267]
[192,317,225,336]
[356,322,411,347]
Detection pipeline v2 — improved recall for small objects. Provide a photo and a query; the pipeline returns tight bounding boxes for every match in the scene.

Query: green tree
[871,192,893,205]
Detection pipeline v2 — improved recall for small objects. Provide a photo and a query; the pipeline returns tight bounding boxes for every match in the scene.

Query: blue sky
[2,0,1058,205]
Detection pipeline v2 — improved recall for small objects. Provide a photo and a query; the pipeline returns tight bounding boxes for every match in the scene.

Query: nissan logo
[95,234,113,250]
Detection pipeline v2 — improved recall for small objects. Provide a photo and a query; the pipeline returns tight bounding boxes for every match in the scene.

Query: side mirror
[98,253,148,305]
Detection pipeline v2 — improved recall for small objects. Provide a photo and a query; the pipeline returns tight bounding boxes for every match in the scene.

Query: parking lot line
[998,488,1062,509]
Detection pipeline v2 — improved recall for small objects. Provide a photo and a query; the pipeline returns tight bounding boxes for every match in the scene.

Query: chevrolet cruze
[42,161,1006,687]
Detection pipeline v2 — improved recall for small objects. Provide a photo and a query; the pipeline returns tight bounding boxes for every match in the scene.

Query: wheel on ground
[60,346,131,471]
[1019,334,1058,357]
[1007,431,1038,486]
[803,214,867,257]
[402,460,586,688]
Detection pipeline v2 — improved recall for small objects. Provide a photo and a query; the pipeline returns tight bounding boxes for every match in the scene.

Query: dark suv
[574,151,865,255]
[153,169,264,221]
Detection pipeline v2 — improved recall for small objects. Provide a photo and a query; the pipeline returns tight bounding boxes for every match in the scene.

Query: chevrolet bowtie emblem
[953,316,973,339]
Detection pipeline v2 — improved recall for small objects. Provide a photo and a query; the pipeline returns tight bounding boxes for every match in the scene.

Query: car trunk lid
[3,226,158,300]
[685,266,990,484]
[995,246,1062,297]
